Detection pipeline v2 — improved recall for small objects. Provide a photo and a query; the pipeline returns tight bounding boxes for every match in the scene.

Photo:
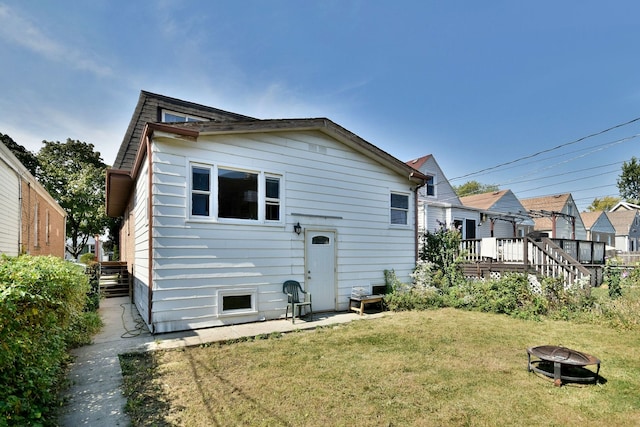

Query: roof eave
[105,169,133,217]
[181,118,428,185]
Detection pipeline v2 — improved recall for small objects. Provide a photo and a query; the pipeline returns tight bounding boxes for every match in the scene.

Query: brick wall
[20,181,66,257]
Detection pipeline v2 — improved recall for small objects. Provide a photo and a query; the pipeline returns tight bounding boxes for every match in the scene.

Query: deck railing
[461,237,594,287]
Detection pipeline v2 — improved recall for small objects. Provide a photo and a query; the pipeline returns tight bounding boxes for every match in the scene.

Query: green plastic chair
[283,280,312,323]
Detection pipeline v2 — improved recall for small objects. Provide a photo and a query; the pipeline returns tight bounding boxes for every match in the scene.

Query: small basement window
[218,288,257,316]
[223,295,252,311]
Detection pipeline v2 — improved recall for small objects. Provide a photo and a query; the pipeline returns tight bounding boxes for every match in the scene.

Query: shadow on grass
[119,352,181,426]
[530,361,608,386]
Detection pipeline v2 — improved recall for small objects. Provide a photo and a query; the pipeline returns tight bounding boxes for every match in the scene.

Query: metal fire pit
[527,345,600,385]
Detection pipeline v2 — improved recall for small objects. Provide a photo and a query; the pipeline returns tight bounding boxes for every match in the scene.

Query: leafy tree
[617,157,640,204]
[586,196,620,212]
[1,132,39,175]
[36,139,109,259]
[453,180,499,197]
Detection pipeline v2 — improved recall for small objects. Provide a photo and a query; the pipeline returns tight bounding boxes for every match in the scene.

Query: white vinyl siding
[0,160,20,256]
[142,129,417,333]
[132,159,150,325]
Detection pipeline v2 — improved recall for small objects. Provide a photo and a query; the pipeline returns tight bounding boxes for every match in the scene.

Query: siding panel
[142,130,417,332]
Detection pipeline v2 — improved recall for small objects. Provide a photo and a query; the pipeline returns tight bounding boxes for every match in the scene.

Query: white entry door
[305,230,336,311]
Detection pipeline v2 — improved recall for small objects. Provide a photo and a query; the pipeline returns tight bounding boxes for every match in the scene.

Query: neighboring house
[606,210,640,252]
[610,201,640,212]
[580,211,615,246]
[65,235,107,262]
[460,189,534,238]
[520,194,587,240]
[406,154,480,239]
[106,91,427,333]
[0,140,66,257]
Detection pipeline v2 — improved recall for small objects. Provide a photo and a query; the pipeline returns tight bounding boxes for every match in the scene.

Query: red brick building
[0,141,66,257]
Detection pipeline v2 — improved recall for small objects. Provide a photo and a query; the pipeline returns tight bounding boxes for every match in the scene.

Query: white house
[106,91,426,333]
[580,211,615,246]
[520,194,587,240]
[460,189,534,238]
[606,210,640,252]
[406,154,480,239]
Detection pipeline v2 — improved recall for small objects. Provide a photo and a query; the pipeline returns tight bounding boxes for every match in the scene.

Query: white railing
[461,237,591,287]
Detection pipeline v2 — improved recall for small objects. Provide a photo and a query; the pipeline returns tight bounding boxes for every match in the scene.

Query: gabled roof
[520,193,572,212]
[460,189,510,211]
[606,210,639,234]
[112,90,255,170]
[579,211,601,229]
[147,118,426,181]
[406,154,433,170]
[106,98,427,217]
[610,201,640,212]
[580,211,607,230]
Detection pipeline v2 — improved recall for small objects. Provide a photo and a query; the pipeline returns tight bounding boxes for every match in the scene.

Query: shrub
[383,267,443,311]
[0,255,92,425]
[604,258,623,299]
[419,227,466,290]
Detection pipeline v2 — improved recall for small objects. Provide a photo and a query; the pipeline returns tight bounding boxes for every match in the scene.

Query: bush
[0,255,94,426]
[604,258,624,299]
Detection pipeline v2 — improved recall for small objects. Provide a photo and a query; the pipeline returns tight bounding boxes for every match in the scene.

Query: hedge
[0,255,90,426]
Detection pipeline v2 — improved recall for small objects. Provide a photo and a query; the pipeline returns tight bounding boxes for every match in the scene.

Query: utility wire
[449,116,640,181]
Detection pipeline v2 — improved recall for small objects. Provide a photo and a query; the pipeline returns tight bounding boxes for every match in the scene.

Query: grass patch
[120,309,640,426]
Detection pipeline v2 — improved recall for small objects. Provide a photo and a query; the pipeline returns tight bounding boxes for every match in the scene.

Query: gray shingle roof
[112,91,255,170]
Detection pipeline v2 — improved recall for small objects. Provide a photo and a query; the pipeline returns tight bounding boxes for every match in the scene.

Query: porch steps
[99,261,130,298]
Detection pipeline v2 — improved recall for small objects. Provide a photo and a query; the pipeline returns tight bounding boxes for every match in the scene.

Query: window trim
[390,191,410,226]
[188,161,283,225]
[217,288,258,317]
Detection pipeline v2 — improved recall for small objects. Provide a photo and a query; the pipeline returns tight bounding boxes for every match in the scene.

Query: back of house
[106,91,426,333]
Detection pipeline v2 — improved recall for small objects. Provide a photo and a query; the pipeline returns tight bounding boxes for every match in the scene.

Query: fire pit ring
[527,345,600,385]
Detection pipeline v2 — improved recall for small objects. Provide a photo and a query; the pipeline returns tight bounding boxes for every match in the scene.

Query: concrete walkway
[59,296,384,426]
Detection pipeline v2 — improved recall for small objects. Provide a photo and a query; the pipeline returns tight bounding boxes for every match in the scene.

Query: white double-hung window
[390,192,409,225]
[190,162,281,223]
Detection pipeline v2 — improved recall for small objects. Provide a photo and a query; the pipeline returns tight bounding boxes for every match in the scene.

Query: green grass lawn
[120,308,640,426]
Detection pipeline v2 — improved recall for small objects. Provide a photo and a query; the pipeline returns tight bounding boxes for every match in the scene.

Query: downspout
[145,133,154,332]
[414,189,419,262]
[17,175,23,254]
[411,172,427,263]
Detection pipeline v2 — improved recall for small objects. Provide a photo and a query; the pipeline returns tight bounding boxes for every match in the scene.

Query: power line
[449,116,640,181]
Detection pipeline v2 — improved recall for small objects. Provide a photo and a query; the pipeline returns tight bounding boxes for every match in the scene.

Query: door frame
[303,228,338,311]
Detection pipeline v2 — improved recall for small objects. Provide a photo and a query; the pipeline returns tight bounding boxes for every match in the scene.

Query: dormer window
[162,109,208,123]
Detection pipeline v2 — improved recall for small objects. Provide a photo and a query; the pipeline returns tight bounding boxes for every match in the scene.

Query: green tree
[1,133,39,175]
[617,157,640,204]
[586,196,620,212]
[36,139,109,259]
[453,180,499,197]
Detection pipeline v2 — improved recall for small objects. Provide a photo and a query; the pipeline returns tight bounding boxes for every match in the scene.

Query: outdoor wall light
[293,222,302,235]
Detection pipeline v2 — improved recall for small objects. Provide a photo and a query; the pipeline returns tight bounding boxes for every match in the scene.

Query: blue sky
[1,1,639,211]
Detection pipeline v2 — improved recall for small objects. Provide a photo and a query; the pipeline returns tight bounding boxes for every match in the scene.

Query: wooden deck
[461,237,604,287]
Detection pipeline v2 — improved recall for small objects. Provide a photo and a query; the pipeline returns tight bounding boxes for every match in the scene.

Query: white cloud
[0,3,112,77]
